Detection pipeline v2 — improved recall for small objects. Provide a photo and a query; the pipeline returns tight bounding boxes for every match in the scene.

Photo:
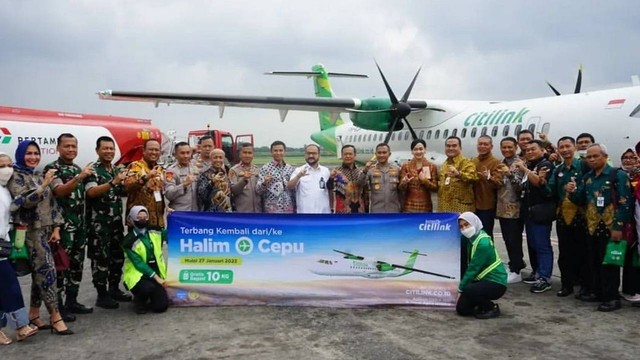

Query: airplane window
[528,124,535,132]
[514,124,522,136]
[481,127,488,136]
[461,128,467,138]
[491,126,498,137]
[419,130,424,139]
[452,129,458,137]
[368,134,372,142]
[435,130,441,139]
[541,122,550,135]
[391,132,396,141]
[503,125,510,137]
[427,130,432,140]
[471,128,477,138]
[405,131,410,141]
[443,129,449,138]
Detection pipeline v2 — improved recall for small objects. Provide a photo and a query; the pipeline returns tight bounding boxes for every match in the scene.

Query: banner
[167,212,461,308]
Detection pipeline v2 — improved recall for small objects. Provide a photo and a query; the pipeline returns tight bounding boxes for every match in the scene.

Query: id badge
[596,196,605,207]
[444,176,451,185]
[154,190,163,202]
[422,166,431,180]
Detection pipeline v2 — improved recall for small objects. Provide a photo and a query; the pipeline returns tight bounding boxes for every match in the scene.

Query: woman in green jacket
[122,206,168,314]
[457,212,507,319]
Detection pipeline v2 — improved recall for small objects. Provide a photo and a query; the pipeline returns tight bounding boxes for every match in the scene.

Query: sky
[2,0,639,147]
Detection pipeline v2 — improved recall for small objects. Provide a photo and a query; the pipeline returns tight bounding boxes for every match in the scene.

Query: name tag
[444,177,451,185]
[154,190,163,202]
[596,196,605,207]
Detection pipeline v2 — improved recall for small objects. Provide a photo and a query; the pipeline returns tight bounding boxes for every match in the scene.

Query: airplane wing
[385,262,456,279]
[333,249,365,260]
[98,90,429,115]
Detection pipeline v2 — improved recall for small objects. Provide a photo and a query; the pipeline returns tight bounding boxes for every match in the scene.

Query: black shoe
[66,300,94,314]
[95,294,120,309]
[576,293,599,302]
[475,304,501,319]
[134,303,148,315]
[530,279,552,293]
[556,287,574,297]
[522,273,538,284]
[597,300,621,312]
[110,288,133,302]
[58,300,76,322]
[50,319,74,336]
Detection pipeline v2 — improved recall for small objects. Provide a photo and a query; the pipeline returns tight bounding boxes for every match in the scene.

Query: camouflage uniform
[85,161,126,290]
[44,158,86,300]
[123,160,165,229]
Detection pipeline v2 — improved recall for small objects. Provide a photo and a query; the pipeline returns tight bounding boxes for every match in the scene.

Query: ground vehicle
[185,127,254,165]
[0,105,163,169]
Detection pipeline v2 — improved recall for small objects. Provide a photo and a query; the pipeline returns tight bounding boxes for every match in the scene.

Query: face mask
[577,150,587,158]
[461,226,476,239]
[133,220,148,229]
[0,167,13,186]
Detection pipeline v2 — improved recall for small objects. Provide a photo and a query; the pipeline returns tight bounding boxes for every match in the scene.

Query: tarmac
[2,230,640,360]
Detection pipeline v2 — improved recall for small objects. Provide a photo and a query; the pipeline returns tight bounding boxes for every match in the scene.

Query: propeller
[374,61,423,144]
[546,65,583,96]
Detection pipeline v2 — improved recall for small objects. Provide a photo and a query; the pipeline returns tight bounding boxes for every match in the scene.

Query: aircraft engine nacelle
[349,98,402,132]
[376,263,394,272]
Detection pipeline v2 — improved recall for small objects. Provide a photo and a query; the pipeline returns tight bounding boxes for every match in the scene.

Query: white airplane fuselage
[334,86,640,165]
[310,259,405,279]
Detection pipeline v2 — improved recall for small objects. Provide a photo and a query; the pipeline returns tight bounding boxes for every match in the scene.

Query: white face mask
[0,167,13,186]
[461,226,476,239]
[577,150,587,158]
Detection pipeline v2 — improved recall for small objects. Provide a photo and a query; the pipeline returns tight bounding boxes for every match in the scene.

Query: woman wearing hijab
[0,152,39,344]
[620,149,640,303]
[122,205,168,314]
[7,141,72,334]
[457,212,507,319]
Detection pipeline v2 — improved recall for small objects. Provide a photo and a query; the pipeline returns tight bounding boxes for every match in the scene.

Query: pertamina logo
[0,128,11,144]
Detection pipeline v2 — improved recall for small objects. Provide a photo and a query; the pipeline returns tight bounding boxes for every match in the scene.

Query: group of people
[2,128,639,343]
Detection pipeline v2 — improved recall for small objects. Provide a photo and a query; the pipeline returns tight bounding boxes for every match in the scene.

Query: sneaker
[621,293,640,302]
[522,273,538,284]
[530,279,551,293]
[507,272,522,284]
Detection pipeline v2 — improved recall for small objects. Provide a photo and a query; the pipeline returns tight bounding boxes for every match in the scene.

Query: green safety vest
[123,230,167,290]
[470,233,502,281]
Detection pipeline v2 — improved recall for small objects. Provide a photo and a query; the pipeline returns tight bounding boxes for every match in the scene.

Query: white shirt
[0,186,11,242]
[291,164,331,214]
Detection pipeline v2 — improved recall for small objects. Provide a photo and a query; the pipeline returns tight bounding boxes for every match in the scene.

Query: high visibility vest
[123,230,167,290]
[470,233,502,281]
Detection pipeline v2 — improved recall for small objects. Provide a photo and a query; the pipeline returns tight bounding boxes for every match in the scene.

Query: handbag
[51,242,70,272]
[602,239,627,267]
[528,201,556,224]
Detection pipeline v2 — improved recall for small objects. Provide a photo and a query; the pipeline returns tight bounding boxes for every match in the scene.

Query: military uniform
[357,163,401,213]
[85,161,127,294]
[123,160,166,229]
[44,158,87,305]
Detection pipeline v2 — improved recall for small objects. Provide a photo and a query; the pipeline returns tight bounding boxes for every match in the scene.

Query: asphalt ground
[2,227,640,360]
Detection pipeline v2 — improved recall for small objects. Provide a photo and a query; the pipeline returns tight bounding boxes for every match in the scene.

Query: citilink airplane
[99,62,640,165]
[308,249,455,279]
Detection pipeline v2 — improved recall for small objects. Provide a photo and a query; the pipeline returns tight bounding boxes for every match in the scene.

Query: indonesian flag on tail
[605,98,625,109]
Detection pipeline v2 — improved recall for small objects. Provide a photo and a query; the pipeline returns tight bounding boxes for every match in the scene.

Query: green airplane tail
[400,250,420,276]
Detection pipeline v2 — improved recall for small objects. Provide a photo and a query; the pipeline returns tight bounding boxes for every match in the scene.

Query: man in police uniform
[229,143,262,213]
[357,143,401,213]
[86,136,131,309]
[569,143,633,312]
[165,142,198,211]
[45,133,94,317]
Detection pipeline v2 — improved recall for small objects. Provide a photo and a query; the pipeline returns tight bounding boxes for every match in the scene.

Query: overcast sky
[2,0,639,147]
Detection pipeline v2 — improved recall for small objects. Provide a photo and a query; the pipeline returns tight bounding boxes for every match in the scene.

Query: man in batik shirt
[327,145,365,213]
[256,140,295,213]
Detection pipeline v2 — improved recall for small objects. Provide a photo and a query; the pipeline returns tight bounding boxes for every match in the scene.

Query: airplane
[0,105,165,170]
[309,249,455,279]
[98,63,640,166]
